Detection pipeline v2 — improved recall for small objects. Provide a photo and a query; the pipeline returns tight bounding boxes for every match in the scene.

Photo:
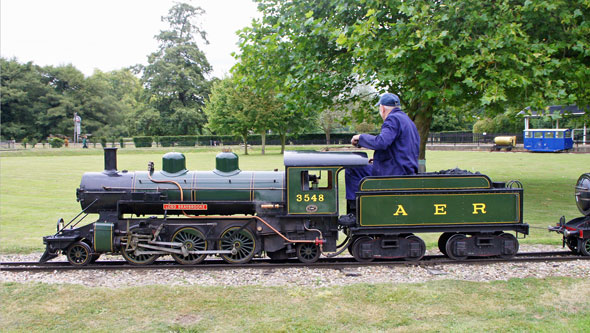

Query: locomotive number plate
[163,204,208,210]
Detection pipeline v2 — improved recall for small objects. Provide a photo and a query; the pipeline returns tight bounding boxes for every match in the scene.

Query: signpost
[73,113,81,143]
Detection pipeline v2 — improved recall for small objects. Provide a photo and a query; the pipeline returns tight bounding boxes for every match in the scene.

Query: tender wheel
[581,239,590,256]
[445,234,468,261]
[296,243,320,263]
[351,236,374,262]
[404,235,426,261]
[498,233,519,259]
[566,237,578,253]
[438,232,455,256]
[218,226,256,264]
[120,239,158,265]
[171,227,208,265]
[66,241,92,266]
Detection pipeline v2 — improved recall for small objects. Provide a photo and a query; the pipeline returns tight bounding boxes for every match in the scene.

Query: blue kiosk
[520,105,587,152]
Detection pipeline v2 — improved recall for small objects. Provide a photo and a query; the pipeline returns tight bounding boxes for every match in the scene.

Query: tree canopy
[234,0,590,158]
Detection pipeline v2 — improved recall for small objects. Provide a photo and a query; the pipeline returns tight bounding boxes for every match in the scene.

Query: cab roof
[284,150,369,167]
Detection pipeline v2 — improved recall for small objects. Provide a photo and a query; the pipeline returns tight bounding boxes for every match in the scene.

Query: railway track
[1,251,588,272]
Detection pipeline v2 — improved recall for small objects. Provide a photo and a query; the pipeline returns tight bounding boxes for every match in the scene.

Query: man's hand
[351,134,360,147]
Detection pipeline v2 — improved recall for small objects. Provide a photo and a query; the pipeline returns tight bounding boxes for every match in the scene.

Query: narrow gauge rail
[2,251,588,272]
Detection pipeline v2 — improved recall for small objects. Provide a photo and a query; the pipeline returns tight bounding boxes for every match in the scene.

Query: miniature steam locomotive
[549,173,590,255]
[41,148,530,266]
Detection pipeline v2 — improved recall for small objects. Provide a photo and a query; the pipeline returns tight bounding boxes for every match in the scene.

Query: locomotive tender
[41,148,529,266]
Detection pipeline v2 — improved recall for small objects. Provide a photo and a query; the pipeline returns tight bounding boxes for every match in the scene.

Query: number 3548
[296,194,324,202]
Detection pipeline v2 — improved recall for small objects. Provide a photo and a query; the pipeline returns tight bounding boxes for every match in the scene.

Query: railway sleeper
[445,233,519,260]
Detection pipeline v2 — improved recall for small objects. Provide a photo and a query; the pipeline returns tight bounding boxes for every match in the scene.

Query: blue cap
[375,93,400,107]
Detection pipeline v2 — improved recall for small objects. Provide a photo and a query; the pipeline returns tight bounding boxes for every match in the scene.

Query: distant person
[82,136,88,149]
[341,93,420,223]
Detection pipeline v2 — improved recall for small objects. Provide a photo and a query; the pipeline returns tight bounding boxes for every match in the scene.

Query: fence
[427,132,523,145]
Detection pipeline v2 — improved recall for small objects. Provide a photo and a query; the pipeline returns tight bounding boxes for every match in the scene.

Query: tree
[237,0,590,159]
[203,77,254,154]
[0,58,49,140]
[139,2,212,135]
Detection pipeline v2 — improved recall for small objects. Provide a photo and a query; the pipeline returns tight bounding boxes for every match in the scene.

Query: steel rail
[1,251,588,272]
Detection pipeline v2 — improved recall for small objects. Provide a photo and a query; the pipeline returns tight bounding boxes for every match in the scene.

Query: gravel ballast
[1,245,588,288]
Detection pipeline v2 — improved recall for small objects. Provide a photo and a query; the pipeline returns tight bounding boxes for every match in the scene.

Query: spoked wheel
[445,234,468,261]
[498,233,519,259]
[66,241,92,266]
[438,232,455,256]
[296,243,321,263]
[581,239,590,256]
[566,237,578,253]
[120,238,158,265]
[404,235,426,261]
[351,236,374,262]
[171,227,208,265]
[218,226,256,264]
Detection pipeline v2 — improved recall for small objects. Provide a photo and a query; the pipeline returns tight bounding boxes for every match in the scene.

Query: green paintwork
[287,167,340,215]
[359,191,522,226]
[133,170,284,202]
[93,222,113,252]
[162,152,187,174]
[215,151,240,173]
[360,175,491,191]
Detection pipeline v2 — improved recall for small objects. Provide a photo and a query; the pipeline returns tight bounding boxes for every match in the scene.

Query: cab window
[534,132,543,138]
[545,131,554,139]
[524,131,532,138]
[301,170,333,191]
[555,131,564,138]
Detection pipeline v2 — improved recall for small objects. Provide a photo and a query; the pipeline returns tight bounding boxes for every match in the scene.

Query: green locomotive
[41,148,528,265]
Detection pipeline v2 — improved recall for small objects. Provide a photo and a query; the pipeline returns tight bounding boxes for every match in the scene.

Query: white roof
[524,128,570,132]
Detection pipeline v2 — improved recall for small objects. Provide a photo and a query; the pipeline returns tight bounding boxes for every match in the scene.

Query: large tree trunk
[280,133,286,154]
[260,131,266,155]
[325,129,331,145]
[411,111,433,160]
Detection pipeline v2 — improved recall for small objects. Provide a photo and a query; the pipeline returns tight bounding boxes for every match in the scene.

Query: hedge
[131,133,369,147]
[133,136,153,148]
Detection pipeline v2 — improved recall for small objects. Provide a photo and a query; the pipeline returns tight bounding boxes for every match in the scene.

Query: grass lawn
[1,277,589,332]
[0,146,588,253]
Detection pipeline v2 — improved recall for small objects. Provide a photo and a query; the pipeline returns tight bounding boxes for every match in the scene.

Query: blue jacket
[358,108,420,176]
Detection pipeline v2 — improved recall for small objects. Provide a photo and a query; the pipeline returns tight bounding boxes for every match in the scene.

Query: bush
[48,137,64,148]
[159,136,175,147]
[133,136,153,148]
[119,137,125,148]
[29,138,38,148]
[21,138,28,149]
[175,135,197,147]
[100,137,108,148]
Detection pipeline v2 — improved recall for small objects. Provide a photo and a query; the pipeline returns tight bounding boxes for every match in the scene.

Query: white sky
[0,0,261,78]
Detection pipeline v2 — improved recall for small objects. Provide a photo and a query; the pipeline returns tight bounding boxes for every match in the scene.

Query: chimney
[103,147,118,174]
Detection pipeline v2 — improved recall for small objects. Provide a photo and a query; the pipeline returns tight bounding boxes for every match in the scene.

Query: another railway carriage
[41,148,529,266]
[549,173,590,256]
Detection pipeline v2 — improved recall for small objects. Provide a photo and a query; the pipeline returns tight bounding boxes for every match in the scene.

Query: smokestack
[104,147,118,174]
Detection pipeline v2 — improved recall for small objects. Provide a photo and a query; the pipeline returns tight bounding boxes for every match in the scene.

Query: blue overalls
[345,108,420,200]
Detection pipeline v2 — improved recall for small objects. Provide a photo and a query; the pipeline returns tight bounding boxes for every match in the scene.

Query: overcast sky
[0,0,261,78]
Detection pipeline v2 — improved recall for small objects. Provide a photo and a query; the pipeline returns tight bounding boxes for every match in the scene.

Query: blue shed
[523,129,574,152]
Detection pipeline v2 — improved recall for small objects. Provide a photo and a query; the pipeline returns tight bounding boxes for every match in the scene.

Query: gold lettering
[434,204,447,215]
[393,205,408,216]
[472,203,486,214]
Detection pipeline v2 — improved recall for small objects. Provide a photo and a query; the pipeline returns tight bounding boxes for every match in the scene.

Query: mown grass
[1,277,589,332]
[1,146,588,253]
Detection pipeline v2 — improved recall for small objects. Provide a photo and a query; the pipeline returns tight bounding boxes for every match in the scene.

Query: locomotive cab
[283,151,369,215]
